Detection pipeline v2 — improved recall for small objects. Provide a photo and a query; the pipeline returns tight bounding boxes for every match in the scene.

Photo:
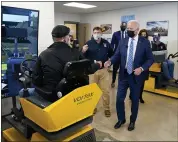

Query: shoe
[93,108,97,115]
[128,122,135,131]
[104,110,111,117]
[175,80,178,84]
[111,83,115,88]
[114,120,126,129]
[140,99,145,104]
[169,79,176,83]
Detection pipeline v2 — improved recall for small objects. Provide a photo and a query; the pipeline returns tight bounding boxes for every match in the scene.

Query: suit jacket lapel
[134,37,142,62]
[123,37,129,66]
[124,37,129,56]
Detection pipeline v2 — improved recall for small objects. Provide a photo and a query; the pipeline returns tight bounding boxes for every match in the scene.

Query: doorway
[64,21,78,39]
[64,21,91,48]
[78,23,91,48]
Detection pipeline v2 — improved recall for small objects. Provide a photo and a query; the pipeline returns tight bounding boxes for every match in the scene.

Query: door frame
[64,21,79,39]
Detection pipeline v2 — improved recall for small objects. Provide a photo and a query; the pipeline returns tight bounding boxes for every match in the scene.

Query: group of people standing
[28,19,175,132]
[82,20,175,131]
[81,20,154,131]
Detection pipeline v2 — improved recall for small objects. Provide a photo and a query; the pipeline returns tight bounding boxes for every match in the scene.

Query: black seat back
[56,76,89,97]
[56,59,91,97]
[34,59,92,102]
[63,59,92,79]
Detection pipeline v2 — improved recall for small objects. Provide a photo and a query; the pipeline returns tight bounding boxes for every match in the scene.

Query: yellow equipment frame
[144,63,178,98]
[20,83,102,132]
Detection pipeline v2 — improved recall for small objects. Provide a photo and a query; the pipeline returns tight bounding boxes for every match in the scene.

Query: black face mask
[127,30,135,38]
[120,26,126,31]
[141,35,146,38]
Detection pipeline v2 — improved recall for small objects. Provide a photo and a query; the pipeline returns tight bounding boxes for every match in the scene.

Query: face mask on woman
[141,32,147,38]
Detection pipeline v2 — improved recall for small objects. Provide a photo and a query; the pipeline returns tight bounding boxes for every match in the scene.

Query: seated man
[20,25,102,102]
[151,33,175,82]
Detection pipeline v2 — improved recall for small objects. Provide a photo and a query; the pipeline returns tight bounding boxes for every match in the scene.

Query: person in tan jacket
[81,26,113,117]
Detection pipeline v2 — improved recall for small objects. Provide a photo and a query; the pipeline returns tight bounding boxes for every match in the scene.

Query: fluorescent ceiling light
[63,2,97,9]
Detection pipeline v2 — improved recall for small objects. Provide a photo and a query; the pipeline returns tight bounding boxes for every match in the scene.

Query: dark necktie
[121,31,124,39]
[127,39,134,74]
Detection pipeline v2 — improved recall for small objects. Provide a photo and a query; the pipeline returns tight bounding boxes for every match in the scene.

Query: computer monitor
[1,6,39,96]
[1,6,39,57]
[153,54,166,63]
[1,63,7,80]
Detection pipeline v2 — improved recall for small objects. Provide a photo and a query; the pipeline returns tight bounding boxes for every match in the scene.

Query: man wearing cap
[19,25,102,102]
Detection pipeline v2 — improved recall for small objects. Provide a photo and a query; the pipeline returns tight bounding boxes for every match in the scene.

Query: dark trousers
[116,72,142,122]
[112,63,120,83]
[139,82,145,100]
[129,81,145,100]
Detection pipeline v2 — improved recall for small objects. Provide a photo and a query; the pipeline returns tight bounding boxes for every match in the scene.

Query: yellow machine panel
[144,77,178,98]
[20,83,102,132]
[3,128,28,142]
[144,77,155,91]
[149,63,161,72]
[144,62,178,99]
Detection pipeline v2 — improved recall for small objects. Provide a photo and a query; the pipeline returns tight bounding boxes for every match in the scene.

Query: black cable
[173,52,178,58]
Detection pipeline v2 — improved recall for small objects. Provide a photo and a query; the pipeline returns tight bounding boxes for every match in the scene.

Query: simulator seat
[144,53,178,98]
[3,59,102,142]
[34,59,91,103]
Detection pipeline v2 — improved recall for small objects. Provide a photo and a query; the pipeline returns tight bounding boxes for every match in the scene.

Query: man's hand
[95,61,102,68]
[104,60,111,68]
[82,45,89,53]
[134,68,142,76]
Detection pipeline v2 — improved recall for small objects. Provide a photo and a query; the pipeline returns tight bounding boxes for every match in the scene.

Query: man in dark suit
[104,20,154,131]
[111,22,127,88]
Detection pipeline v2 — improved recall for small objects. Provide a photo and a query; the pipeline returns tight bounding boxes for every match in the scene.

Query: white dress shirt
[121,31,126,39]
[125,34,139,68]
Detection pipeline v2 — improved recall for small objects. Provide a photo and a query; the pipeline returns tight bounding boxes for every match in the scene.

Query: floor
[92,73,178,141]
[1,73,178,141]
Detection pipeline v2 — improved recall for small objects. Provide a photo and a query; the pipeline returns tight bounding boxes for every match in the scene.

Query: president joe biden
[104,20,154,131]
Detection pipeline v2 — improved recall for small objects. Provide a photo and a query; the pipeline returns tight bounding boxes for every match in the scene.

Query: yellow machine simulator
[144,53,178,98]
[3,59,102,142]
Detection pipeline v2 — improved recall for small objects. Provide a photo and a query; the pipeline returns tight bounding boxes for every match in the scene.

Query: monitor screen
[1,6,39,96]
[1,63,7,80]
[1,6,39,57]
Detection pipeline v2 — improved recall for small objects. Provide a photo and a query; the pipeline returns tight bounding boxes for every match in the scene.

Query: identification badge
[103,43,107,47]
[160,46,163,49]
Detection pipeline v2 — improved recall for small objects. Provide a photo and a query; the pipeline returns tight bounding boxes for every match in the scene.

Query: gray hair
[128,20,140,29]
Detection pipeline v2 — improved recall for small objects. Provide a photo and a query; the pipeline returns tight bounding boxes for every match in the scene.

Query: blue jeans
[162,60,175,80]
[19,88,35,97]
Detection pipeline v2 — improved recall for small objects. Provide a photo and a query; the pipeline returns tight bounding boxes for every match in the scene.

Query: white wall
[81,2,178,79]
[54,4,80,25]
[2,1,55,54]
[54,11,80,25]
